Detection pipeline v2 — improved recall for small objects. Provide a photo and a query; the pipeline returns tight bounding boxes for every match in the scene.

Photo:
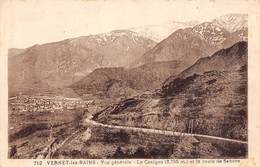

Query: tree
[133,147,146,158]
[113,146,124,158]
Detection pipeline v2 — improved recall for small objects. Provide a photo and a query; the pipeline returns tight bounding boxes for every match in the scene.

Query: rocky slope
[8,30,156,96]
[94,42,247,141]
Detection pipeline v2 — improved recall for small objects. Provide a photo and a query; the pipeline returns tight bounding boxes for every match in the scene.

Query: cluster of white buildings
[9,95,93,113]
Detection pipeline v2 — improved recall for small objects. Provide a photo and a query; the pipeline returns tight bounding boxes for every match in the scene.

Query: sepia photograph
[1,0,259,165]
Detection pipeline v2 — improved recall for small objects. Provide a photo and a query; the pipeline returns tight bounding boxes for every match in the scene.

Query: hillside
[94,42,247,142]
[8,30,156,96]
[72,39,247,100]
[71,60,187,98]
[71,67,136,99]
[131,28,216,68]
[163,41,247,87]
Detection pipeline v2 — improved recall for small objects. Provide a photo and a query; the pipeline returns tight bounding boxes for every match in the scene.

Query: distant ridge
[133,14,247,68]
[8,30,156,96]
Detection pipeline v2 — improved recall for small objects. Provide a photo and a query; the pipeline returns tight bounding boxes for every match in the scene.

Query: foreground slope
[94,42,247,142]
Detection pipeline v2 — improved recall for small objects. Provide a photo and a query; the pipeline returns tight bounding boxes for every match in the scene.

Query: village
[8,95,93,113]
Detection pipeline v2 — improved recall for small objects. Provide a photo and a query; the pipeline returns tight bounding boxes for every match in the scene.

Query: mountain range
[130,13,247,42]
[72,14,247,98]
[8,30,156,96]
[8,13,247,97]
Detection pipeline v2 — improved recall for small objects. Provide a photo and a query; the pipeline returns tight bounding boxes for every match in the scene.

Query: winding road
[36,117,247,159]
[85,118,247,144]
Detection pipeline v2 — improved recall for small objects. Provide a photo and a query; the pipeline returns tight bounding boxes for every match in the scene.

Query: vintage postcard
[0,0,260,167]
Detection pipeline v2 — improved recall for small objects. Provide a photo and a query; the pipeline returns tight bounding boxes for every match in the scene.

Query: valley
[8,13,248,159]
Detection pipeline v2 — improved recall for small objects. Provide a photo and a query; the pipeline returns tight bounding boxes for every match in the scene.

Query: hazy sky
[4,0,250,48]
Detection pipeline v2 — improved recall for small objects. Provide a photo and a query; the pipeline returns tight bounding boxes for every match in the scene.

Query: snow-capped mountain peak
[192,22,229,46]
[213,13,248,33]
[130,21,198,42]
[129,13,247,44]
[97,30,145,44]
